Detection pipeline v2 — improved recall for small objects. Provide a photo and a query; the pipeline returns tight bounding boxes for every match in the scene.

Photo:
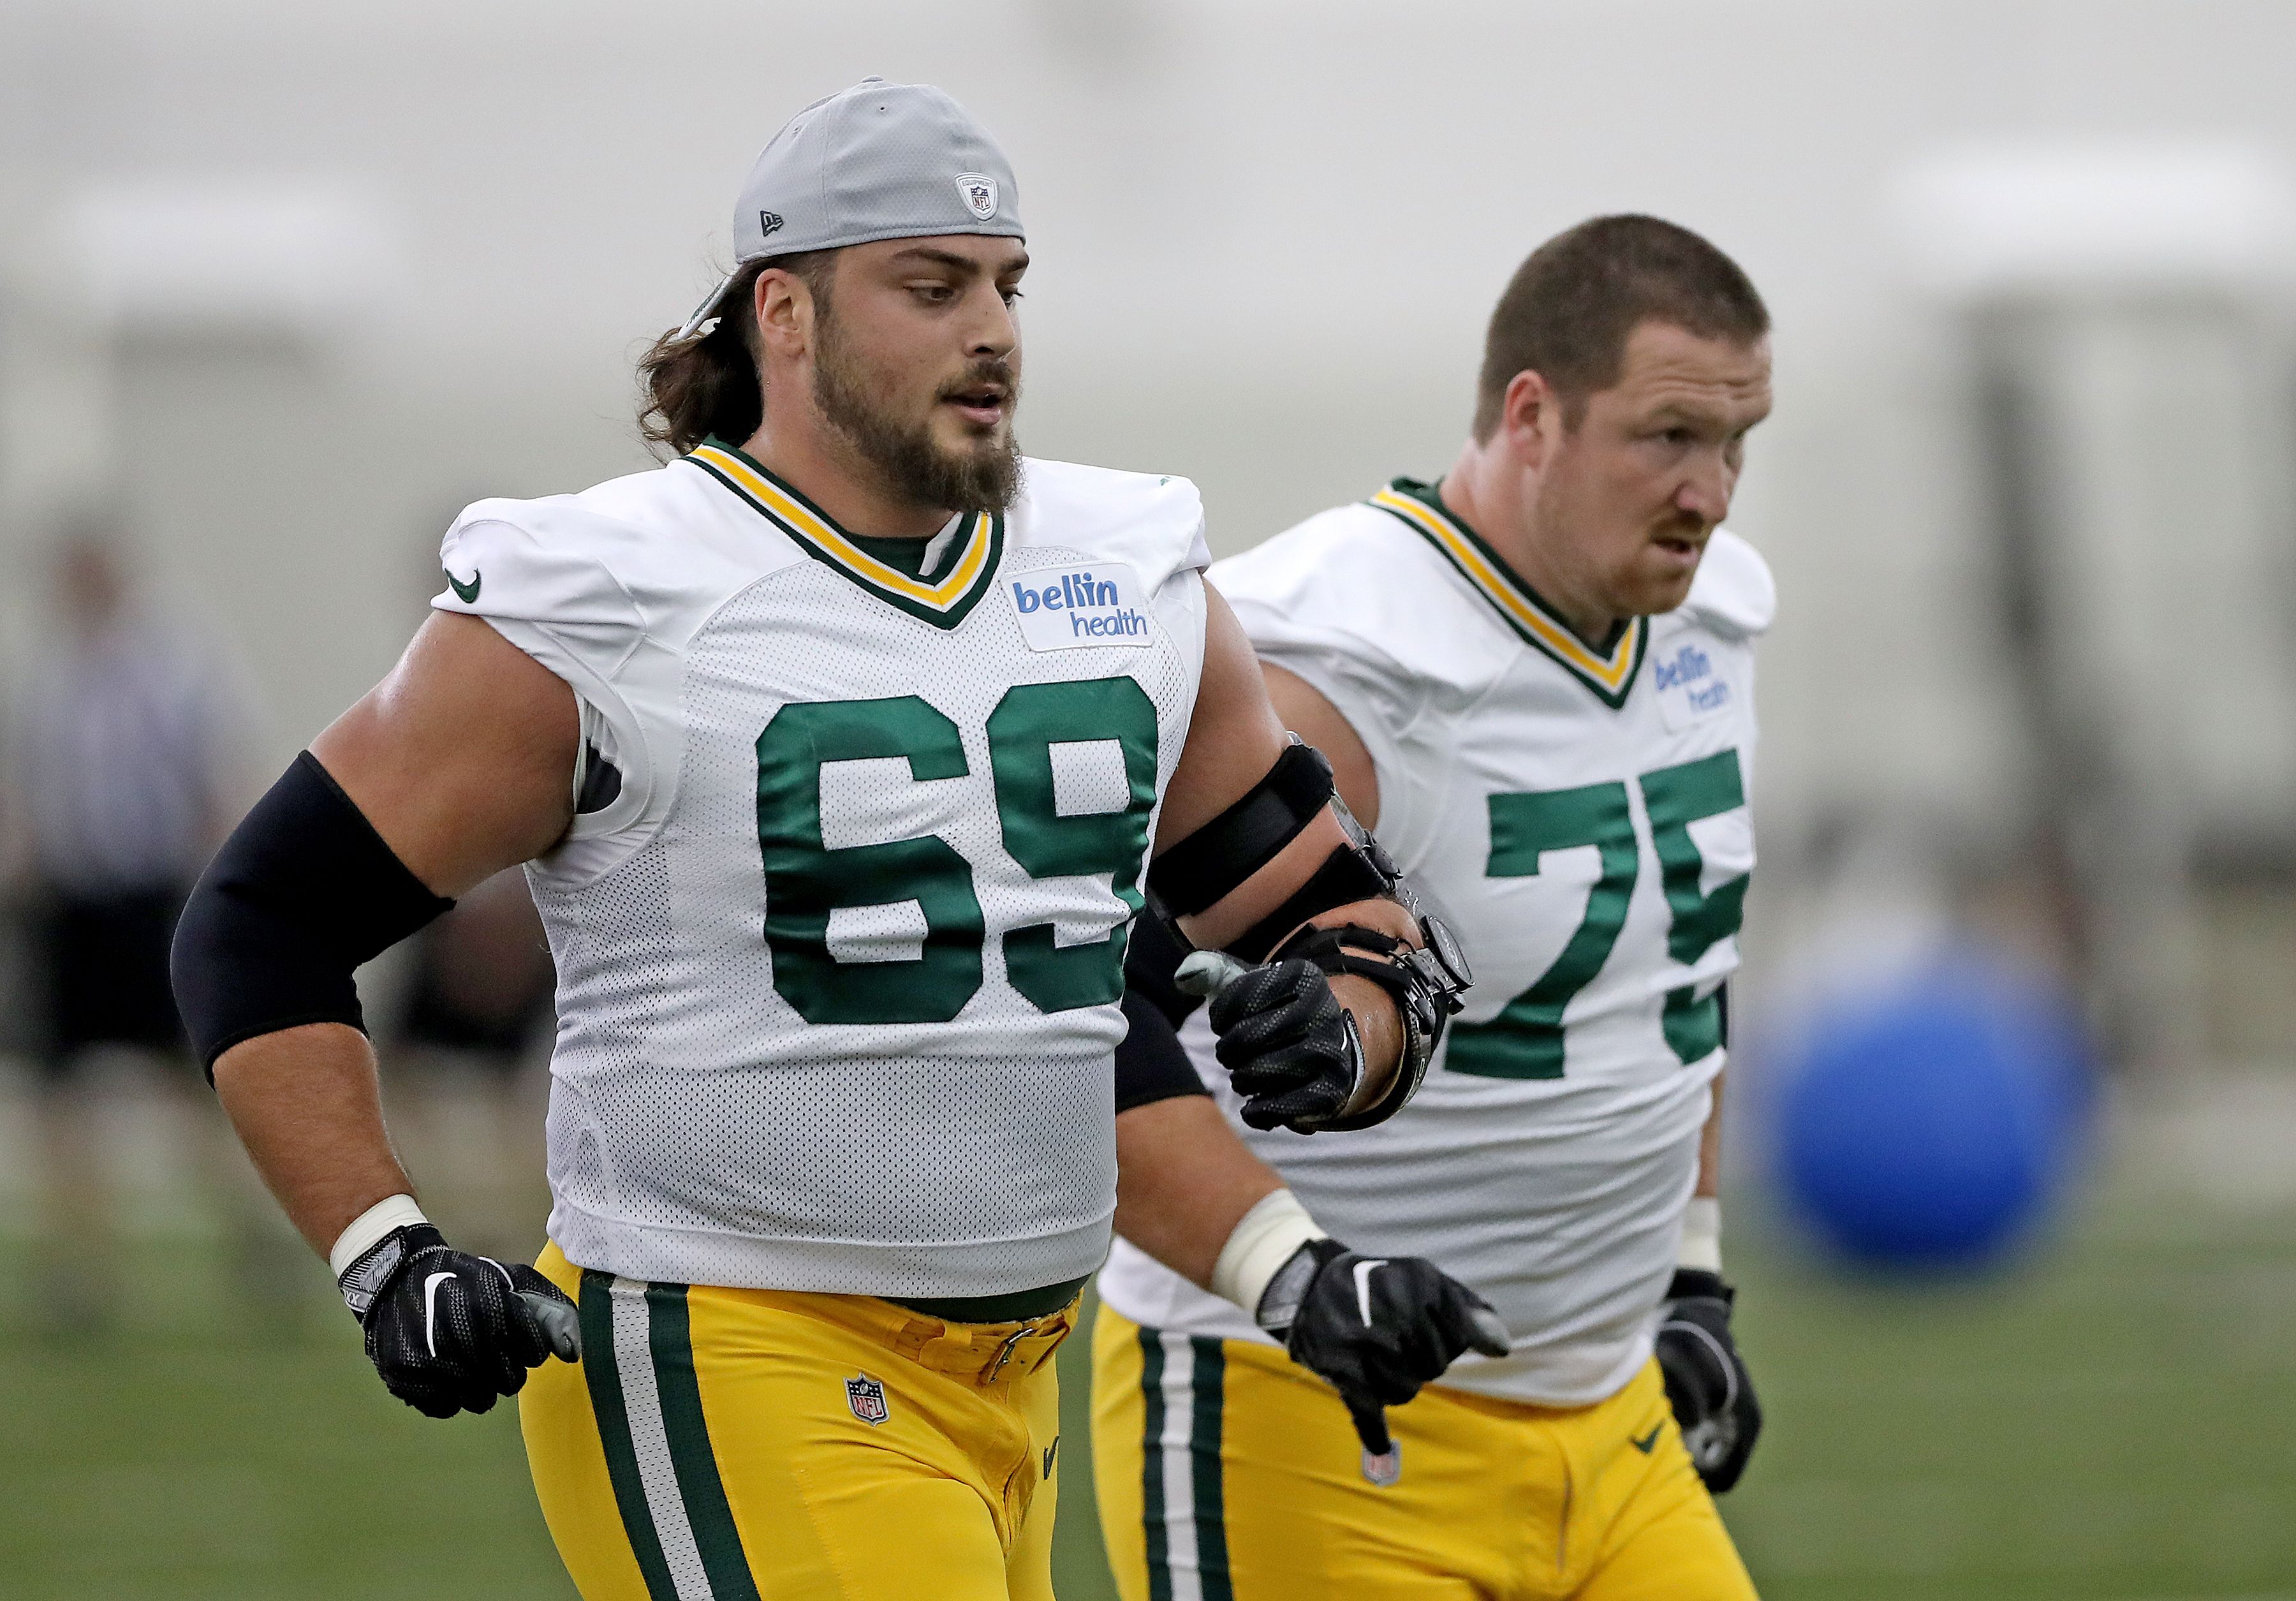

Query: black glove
[337,1224,580,1419]
[1199,956,1365,1132]
[1654,1268,1762,1493]
[1257,1238,1510,1469]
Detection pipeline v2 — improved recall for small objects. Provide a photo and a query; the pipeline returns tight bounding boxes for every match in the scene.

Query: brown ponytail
[636,252,839,458]
[635,261,769,457]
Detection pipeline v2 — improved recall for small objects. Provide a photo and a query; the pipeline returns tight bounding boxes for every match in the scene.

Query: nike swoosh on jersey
[1353,1258,1389,1325]
[445,568,481,603]
[423,1271,457,1355]
[1631,1421,1664,1454]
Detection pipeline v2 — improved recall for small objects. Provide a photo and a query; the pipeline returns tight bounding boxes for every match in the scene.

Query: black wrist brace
[1267,920,1469,1131]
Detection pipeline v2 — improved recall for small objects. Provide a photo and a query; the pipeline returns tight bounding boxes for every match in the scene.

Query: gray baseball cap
[677,77,1024,337]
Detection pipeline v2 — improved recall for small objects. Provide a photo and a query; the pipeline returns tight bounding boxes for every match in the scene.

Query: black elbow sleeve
[1115,986,1211,1115]
[1145,740,1334,918]
[172,751,455,1079]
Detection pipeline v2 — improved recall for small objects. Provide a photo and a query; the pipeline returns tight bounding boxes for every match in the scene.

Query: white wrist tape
[1210,1189,1328,1314]
[1678,1197,1723,1274]
[328,1193,430,1281]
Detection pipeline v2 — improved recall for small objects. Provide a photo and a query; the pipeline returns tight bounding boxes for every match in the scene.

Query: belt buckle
[980,1324,1032,1383]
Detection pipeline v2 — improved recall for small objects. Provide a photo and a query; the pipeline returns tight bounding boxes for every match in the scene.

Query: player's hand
[1179,952,1367,1132]
[337,1224,581,1419]
[1259,1239,1510,1463]
[1654,1269,1762,1493]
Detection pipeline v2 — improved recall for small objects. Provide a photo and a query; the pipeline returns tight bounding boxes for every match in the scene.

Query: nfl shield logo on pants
[845,1373,890,1426]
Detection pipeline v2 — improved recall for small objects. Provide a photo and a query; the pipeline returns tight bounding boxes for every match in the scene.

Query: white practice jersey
[1099,477,1771,1405]
[434,442,1209,1298]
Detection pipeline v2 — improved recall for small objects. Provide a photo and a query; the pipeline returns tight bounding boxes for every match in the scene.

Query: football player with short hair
[170,79,1467,1601]
[1096,214,1776,1600]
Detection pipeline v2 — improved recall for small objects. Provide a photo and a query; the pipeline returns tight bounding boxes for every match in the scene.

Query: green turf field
[2,1170,2291,1600]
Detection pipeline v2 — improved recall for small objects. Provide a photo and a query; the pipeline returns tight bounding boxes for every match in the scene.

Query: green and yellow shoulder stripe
[1369,477,1646,708]
[685,438,1003,629]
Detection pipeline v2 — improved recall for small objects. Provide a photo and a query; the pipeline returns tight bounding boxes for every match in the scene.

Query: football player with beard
[172,79,1469,1601]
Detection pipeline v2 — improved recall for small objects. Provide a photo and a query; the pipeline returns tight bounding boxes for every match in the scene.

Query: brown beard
[811,307,1022,515]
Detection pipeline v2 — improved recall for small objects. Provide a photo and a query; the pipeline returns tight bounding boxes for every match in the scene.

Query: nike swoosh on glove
[341,1224,580,1419]
[1267,1239,1510,1456]
[1205,957,1363,1132]
[1654,1267,1763,1493]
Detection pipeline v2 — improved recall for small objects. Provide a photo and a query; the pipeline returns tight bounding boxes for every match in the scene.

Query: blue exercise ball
[1769,954,2093,1269]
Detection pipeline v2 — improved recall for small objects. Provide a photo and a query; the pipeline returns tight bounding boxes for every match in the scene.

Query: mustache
[939,358,1019,404]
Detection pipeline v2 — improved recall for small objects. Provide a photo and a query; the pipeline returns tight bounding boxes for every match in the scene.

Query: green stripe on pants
[577,1270,680,1601]
[1140,1326,1172,1601]
[646,1282,762,1601]
[1189,1336,1233,1601]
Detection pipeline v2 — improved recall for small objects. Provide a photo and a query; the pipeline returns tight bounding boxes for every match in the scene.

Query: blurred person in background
[1098,218,1775,1600]
[3,517,264,1331]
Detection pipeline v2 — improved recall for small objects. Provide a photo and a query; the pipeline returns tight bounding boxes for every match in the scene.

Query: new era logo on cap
[955,172,999,221]
[758,210,784,240]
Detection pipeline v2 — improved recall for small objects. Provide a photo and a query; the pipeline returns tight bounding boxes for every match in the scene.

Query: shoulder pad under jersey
[1681,529,1776,640]
[1009,458,1210,596]
[1214,501,1519,702]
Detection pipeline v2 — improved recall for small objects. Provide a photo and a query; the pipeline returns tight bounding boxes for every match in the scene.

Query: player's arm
[1149,584,1468,1133]
[1260,662,1380,828]
[1115,948,1504,1434]
[1656,1049,1765,1491]
[171,612,582,1415]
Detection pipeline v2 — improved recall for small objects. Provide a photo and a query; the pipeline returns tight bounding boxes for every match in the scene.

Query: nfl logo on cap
[845,1373,890,1426]
[955,172,999,220]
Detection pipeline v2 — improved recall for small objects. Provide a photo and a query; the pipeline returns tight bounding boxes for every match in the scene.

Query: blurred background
[3,1,2294,1597]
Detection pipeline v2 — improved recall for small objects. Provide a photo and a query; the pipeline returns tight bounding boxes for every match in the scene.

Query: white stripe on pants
[607,1276,716,1601]
[1155,1329,1211,1601]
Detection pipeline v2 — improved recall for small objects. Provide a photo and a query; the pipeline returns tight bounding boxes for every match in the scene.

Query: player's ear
[1499,368,1560,469]
[753,268,814,361]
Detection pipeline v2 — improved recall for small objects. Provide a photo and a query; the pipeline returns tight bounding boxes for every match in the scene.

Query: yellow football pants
[521,1243,1071,1601]
[1092,1304,1757,1601]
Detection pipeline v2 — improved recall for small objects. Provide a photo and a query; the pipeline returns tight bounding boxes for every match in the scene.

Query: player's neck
[1441,442,1619,648]
[737,416,952,541]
